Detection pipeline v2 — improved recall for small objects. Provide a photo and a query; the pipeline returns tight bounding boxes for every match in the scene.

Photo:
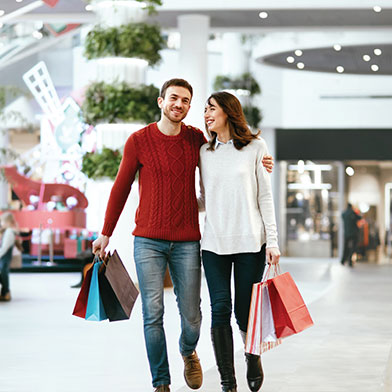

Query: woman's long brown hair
[205,91,260,151]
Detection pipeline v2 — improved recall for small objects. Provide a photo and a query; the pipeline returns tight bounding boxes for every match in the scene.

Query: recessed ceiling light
[16,0,23,2]
[345,167,354,176]
[0,10,5,17]
[286,56,295,64]
[32,31,43,39]
[295,50,303,56]
[333,44,342,51]
[297,62,305,69]
[259,11,268,19]
[371,64,379,72]
[336,66,345,73]
[374,48,382,56]
[85,4,93,11]
[373,5,382,12]
[363,54,371,62]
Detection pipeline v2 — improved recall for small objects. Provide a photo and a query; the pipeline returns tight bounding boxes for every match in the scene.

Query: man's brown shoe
[0,292,11,302]
[182,351,203,389]
[154,385,170,392]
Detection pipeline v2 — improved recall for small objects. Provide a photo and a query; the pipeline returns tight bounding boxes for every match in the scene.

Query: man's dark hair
[160,78,193,99]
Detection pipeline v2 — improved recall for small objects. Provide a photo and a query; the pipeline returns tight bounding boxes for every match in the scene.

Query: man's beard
[163,106,187,123]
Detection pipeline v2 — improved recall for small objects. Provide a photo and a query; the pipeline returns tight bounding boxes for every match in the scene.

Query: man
[92,78,273,392]
[341,203,361,267]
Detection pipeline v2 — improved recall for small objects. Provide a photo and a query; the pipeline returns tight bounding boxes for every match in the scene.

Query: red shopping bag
[245,281,282,355]
[72,263,94,318]
[267,269,314,339]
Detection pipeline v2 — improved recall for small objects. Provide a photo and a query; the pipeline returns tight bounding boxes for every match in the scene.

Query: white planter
[94,57,148,85]
[92,0,148,27]
[95,122,144,150]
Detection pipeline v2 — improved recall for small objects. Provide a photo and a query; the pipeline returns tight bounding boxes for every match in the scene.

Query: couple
[92,78,280,392]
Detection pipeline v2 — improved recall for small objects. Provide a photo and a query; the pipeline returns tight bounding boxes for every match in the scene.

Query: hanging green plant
[84,22,165,65]
[82,82,160,125]
[243,105,262,129]
[213,72,261,96]
[81,147,122,180]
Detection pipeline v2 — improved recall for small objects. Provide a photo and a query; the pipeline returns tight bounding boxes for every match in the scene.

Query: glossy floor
[0,258,391,392]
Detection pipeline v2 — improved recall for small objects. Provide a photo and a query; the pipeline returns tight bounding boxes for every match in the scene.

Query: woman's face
[204,98,228,134]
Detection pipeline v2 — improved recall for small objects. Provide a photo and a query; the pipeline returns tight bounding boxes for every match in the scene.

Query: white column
[0,129,9,208]
[222,33,248,77]
[178,14,210,129]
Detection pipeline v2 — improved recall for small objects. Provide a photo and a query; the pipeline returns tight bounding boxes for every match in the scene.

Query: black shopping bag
[99,250,139,322]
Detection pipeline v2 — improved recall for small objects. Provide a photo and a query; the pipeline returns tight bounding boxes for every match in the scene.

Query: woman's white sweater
[199,137,278,255]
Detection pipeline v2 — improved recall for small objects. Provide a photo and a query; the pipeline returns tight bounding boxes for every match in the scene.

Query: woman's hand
[262,154,274,173]
[266,247,280,265]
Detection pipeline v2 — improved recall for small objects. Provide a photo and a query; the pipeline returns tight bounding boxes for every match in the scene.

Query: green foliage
[213,72,261,96]
[81,148,122,180]
[84,22,165,65]
[243,105,262,129]
[82,82,160,125]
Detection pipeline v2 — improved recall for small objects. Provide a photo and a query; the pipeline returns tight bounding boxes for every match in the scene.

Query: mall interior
[0,1,391,391]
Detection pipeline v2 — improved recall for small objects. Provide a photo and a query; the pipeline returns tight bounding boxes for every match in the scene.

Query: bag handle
[262,263,281,283]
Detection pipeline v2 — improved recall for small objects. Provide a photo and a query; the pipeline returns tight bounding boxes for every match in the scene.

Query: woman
[0,212,19,301]
[0,212,17,302]
[199,92,280,392]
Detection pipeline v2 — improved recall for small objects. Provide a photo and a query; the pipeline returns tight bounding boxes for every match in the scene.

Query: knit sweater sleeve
[101,134,140,236]
[255,139,279,249]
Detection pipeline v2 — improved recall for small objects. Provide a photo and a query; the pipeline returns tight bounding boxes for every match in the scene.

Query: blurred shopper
[199,91,280,392]
[341,203,361,267]
[0,212,19,301]
[92,78,275,392]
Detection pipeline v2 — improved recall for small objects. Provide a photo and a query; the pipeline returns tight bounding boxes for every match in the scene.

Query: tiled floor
[0,258,391,392]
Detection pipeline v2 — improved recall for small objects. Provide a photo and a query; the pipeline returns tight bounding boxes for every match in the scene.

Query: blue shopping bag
[85,261,107,321]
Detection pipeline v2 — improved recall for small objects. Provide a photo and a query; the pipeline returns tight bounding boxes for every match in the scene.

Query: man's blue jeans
[134,236,202,388]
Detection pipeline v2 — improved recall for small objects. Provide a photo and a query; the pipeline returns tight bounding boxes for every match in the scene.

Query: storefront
[276,129,392,261]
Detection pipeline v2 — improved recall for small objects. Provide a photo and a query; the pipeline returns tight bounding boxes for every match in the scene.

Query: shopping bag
[102,250,139,320]
[98,264,128,322]
[245,282,282,355]
[267,270,314,339]
[85,261,107,321]
[72,263,94,318]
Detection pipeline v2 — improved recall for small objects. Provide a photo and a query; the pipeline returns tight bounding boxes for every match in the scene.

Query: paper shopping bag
[85,261,107,322]
[72,263,94,318]
[267,272,313,339]
[245,282,282,355]
[103,250,139,319]
[98,264,129,322]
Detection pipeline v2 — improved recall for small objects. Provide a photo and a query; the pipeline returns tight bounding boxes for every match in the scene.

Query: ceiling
[1,1,392,75]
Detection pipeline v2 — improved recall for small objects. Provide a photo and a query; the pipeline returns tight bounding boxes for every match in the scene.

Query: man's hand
[266,247,280,265]
[262,154,274,173]
[92,235,110,259]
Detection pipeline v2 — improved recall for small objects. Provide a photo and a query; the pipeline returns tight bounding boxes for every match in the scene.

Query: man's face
[158,86,192,123]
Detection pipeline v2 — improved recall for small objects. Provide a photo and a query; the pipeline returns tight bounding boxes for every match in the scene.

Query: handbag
[267,266,314,338]
[245,279,282,355]
[102,250,139,320]
[72,262,94,318]
[85,260,107,321]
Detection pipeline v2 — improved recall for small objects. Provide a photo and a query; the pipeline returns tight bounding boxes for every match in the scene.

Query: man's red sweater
[101,122,207,241]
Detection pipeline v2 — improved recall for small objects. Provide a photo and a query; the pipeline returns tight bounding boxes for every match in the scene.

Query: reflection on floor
[0,258,391,392]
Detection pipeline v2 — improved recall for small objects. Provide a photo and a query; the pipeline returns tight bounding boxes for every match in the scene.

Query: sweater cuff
[101,222,116,237]
[266,241,279,249]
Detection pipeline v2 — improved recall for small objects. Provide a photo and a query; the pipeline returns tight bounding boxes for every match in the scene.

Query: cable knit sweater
[199,137,279,254]
[102,122,206,241]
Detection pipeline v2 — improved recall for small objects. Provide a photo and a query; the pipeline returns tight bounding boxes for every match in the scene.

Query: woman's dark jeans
[202,245,266,332]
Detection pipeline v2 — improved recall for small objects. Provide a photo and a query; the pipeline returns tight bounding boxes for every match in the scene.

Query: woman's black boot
[240,330,264,391]
[245,353,264,391]
[211,325,237,392]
